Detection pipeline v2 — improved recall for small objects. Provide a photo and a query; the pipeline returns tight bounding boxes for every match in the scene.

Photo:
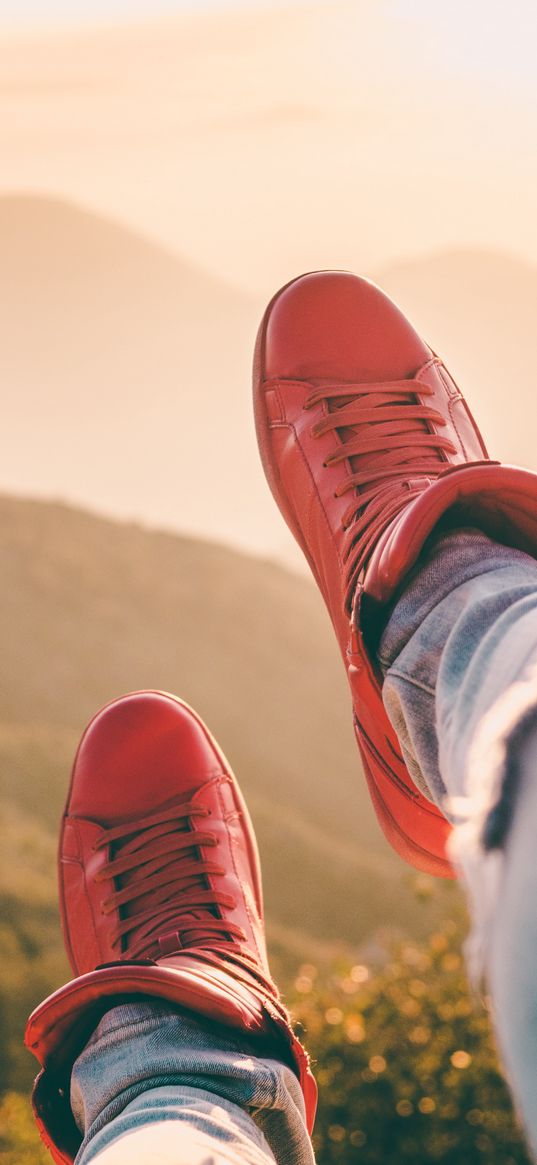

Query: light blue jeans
[71,1003,314,1165]
[379,528,537,1157]
[71,530,537,1163]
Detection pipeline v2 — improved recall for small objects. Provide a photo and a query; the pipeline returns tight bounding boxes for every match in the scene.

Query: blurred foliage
[0,1093,49,1165]
[1,900,532,1165]
[0,896,68,1094]
[288,909,531,1164]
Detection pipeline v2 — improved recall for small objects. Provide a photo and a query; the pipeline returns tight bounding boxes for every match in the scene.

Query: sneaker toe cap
[67,691,226,821]
[259,270,430,382]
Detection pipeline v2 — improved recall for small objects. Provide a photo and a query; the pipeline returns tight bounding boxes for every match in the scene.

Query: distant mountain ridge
[0,193,278,559]
[2,193,536,569]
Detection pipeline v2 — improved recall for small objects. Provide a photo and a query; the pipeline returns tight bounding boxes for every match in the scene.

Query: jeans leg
[377,528,537,1154]
[487,720,537,1153]
[70,1003,315,1165]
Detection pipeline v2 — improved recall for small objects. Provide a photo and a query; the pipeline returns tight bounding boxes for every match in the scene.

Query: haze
[1,0,536,563]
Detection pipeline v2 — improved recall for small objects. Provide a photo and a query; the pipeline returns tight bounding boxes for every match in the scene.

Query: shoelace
[93,802,247,959]
[304,378,458,607]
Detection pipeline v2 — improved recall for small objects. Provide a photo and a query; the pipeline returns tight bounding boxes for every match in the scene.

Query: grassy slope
[0,496,460,1092]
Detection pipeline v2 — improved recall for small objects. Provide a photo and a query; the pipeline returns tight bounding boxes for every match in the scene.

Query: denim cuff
[377,527,537,674]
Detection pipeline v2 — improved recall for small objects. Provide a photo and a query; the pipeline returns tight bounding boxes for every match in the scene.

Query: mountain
[0,495,456,961]
[0,194,290,560]
[2,195,535,570]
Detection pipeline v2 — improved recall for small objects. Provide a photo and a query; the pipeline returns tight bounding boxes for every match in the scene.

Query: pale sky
[389,0,537,95]
[1,0,536,559]
[2,0,536,288]
[2,0,537,88]
[0,0,311,29]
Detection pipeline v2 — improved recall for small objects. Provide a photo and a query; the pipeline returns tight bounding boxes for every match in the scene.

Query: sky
[3,0,536,289]
[0,0,312,28]
[389,0,537,95]
[1,0,537,559]
[2,0,536,81]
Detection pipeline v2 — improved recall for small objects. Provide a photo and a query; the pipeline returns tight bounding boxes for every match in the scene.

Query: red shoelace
[93,802,247,959]
[304,378,458,607]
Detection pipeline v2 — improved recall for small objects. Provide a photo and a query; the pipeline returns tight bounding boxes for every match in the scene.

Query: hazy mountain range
[2,194,535,572]
[0,495,458,974]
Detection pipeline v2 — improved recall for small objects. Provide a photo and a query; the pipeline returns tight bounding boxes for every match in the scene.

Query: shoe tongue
[116,810,220,957]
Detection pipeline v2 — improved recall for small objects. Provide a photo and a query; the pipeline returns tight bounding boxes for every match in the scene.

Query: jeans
[70,1003,315,1165]
[71,530,537,1162]
[379,528,537,1154]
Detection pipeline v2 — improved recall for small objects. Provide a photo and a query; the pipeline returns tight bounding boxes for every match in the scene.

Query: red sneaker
[254,271,537,876]
[26,691,316,1165]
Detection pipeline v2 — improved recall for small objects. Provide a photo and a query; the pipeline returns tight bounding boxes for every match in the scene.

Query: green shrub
[2,907,532,1164]
[290,916,530,1163]
[0,1092,49,1165]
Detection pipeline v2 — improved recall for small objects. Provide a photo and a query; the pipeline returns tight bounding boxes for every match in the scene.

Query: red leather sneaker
[25,691,316,1165]
[254,271,537,877]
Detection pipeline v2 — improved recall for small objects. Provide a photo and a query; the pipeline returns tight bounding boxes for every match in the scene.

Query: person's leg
[378,527,537,1153]
[70,1003,311,1165]
[253,268,537,879]
[253,269,537,1158]
[488,722,537,1147]
[25,692,316,1165]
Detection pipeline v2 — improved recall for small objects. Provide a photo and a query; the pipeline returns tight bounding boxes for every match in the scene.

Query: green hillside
[0,495,460,1091]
